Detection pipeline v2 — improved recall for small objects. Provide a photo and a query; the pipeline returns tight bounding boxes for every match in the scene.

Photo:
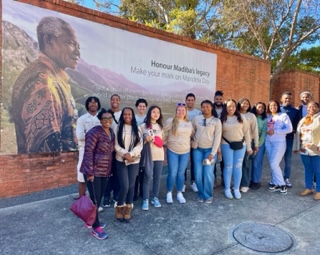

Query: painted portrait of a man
[11,17,80,153]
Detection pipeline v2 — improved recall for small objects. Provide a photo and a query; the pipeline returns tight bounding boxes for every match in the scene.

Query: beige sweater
[140,123,165,161]
[192,115,222,155]
[242,112,259,147]
[164,118,193,154]
[221,114,252,151]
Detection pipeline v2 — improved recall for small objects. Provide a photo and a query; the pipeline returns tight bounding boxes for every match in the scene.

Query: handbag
[223,136,244,150]
[70,186,97,225]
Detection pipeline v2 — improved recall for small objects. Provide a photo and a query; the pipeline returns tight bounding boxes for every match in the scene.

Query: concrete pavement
[1,154,320,255]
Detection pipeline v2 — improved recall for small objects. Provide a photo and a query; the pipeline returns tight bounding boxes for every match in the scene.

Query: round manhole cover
[233,222,294,253]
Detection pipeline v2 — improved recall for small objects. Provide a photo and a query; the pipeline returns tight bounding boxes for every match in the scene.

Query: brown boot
[300,189,313,196]
[115,205,124,222]
[314,192,320,200]
[123,204,133,223]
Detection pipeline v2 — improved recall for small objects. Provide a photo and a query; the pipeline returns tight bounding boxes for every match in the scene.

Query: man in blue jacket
[280,92,299,188]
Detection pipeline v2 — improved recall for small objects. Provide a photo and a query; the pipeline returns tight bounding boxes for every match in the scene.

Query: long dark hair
[117,107,140,150]
[237,98,251,112]
[220,99,243,123]
[267,100,281,114]
[251,102,267,120]
[145,105,163,129]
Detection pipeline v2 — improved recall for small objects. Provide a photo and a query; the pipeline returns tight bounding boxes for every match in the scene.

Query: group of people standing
[76,90,320,240]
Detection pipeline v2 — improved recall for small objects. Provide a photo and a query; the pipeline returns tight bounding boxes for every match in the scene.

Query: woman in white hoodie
[265,100,292,195]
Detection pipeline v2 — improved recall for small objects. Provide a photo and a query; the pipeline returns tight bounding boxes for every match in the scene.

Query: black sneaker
[280,185,287,195]
[269,184,280,192]
[102,198,110,208]
[251,182,261,190]
[268,181,274,188]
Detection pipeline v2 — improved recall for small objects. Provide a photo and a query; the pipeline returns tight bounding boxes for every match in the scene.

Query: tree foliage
[76,0,320,86]
[284,46,320,73]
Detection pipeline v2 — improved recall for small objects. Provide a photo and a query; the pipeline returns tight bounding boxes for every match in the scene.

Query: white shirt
[76,112,100,148]
[111,110,122,130]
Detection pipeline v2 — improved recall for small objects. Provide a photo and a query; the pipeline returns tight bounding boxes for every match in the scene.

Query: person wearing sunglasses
[192,100,221,203]
[80,108,115,240]
[164,103,194,204]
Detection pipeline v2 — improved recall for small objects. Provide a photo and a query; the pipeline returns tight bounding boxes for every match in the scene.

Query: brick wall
[273,70,320,107]
[0,0,271,198]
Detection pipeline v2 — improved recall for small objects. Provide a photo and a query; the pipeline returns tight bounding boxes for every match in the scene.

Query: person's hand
[266,129,274,135]
[247,149,253,155]
[87,175,94,182]
[146,135,154,142]
[123,153,131,160]
[207,154,214,163]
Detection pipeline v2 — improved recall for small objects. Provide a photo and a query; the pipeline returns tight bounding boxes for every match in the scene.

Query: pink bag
[70,195,96,225]
[153,136,163,148]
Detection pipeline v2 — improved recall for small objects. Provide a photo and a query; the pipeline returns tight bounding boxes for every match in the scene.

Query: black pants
[103,154,120,201]
[185,148,195,183]
[85,175,108,229]
[214,159,224,179]
[116,161,139,206]
[134,167,144,198]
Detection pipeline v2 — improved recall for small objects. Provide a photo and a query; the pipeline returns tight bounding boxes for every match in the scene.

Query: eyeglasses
[101,117,113,121]
[177,102,186,106]
[202,119,206,127]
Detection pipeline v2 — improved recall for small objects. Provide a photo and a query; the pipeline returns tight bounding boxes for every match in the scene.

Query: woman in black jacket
[81,108,115,240]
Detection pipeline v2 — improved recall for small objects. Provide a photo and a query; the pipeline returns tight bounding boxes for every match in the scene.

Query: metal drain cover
[232,222,294,253]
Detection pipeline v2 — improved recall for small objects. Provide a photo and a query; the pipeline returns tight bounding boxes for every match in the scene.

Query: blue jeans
[193,148,216,200]
[283,139,294,179]
[265,140,286,186]
[300,155,320,192]
[166,149,190,192]
[221,144,246,190]
[251,143,265,183]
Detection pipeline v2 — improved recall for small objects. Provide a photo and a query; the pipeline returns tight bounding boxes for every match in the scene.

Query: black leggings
[185,148,195,183]
[116,161,139,206]
[84,175,108,229]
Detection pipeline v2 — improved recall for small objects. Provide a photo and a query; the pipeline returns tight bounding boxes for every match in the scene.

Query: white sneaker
[240,187,249,193]
[191,182,198,192]
[98,206,104,213]
[182,184,186,193]
[177,192,186,203]
[166,192,173,203]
